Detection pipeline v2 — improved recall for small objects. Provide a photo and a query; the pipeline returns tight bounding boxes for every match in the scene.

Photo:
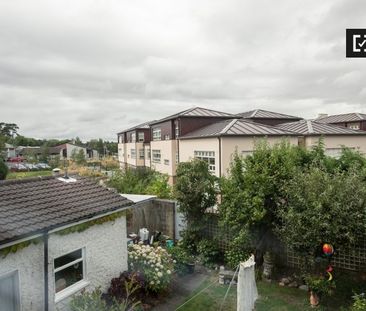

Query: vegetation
[168,243,195,276]
[0,158,9,180]
[174,159,217,253]
[196,239,221,268]
[6,170,52,180]
[108,168,172,199]
[350,293,366,311]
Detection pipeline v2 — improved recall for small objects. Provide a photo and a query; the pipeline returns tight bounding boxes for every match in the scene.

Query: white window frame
[241,150,253,157]
[139,149,144,159]
[194,151,216,173]
[164,134,170,140]
[131,149,136,159]
[152,150,161,163]
[0,270,20,311]
[54,247,88,303]
[152,128,161,141]
[164,159,169,165]
[131,133,136,143]
[138,132,145,142]
[348,123,360,130]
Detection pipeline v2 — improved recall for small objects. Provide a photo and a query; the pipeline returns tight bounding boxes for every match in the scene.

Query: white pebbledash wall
[0,216,128,311]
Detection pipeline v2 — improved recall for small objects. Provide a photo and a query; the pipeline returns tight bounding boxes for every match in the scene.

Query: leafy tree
[0,122,19,138]
[0,158,8,180]
[174,159,217,250]
[276,166,366,255]
[74,149,87,165]
[145,174,172,199]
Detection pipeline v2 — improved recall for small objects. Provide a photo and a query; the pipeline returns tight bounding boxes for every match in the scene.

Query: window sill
[55,280,90,303]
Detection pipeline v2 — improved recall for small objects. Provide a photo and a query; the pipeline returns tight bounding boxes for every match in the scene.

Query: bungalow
[0,175,133,311]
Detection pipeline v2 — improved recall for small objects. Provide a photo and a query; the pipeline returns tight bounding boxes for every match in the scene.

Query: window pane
[55,261,83,293]
[55,249,82,269]
[0,272,19,311]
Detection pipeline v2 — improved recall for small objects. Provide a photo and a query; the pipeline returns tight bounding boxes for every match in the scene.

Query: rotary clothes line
[237,255,258,311]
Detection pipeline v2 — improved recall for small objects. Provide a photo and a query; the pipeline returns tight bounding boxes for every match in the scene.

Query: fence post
[237,255,258,311]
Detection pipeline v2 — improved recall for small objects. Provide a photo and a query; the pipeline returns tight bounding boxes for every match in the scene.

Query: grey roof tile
[316,113,366,124]
[237,109,302,120]
[0,176,133,245]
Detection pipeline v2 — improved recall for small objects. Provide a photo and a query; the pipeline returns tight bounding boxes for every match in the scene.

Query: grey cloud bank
[0,0,365,140]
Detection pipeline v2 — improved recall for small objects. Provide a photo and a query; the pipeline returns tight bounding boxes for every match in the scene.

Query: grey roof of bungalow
[316,113,366,124]
[0,176,133,246]
[179,118,300,140]
[149,107,234,125]
[277,120,366,136]
[237,109,302,120]
[117,120,155,135]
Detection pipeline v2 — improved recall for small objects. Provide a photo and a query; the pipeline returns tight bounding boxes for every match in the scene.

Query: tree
[0,158,8,180]
[276,166,366,255]
[174,159,217,251]
[74,149,87,165]
[0,122,19,138]
[146,174,172,199]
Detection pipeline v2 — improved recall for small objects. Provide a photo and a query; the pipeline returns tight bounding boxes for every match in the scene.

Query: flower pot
[309,291,319,308]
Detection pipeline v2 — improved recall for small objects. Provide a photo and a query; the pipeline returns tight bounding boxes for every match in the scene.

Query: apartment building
[316,113,366,131]
[278,120,366,157]
[117,121,152,169]
[238,109,302,126]
[178,118,299,178]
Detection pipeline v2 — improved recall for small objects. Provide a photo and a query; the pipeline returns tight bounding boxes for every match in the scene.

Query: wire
[175,278,218,310]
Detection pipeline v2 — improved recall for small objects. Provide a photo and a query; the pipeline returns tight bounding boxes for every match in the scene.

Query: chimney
[317,113,328,119]
[52,168,61,177]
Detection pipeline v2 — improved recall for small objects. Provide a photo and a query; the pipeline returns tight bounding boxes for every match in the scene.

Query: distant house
[277,120,366,157]
[55,143,99,160]
[179,119,299,177]
[4,143,16,159]
[0,176,133,311]
[316,113,366,131]
[237,109,303,126]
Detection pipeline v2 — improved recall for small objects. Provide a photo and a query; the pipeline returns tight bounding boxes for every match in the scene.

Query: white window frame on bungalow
[194,151,215,173]
[54,247,88,303]
[0,270,21,311]
[131,149,136,159]
[152,128,161,141]
[131,133,136,143]
[139,149,144,159]
[152,150,161,163]
[348,123,360,130]
[138,132,145,142]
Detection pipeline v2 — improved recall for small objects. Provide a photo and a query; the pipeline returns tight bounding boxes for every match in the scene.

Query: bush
[128,243,173,292]
[304,275,335,297]
[108,271,146,303]
[0,159,8,180]
[168,243,195,276]
[197,239,221,268]
[224,231,252,269]
[351,293,366,311]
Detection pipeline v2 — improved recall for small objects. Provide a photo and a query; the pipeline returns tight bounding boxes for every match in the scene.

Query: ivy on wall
[0,210,126,258]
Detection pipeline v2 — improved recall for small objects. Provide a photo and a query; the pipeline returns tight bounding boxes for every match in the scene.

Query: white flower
[157,271,163,277]
[167,270,171,274]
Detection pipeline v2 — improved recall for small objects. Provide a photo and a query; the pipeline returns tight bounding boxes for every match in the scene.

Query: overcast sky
[0,0,366,141]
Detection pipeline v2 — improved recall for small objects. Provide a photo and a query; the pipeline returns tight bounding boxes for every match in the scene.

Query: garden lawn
[6,170,53,179]
[178,278,316,311]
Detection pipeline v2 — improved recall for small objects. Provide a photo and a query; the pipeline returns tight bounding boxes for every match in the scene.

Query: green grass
[6,170,53,180]
[178,277,357,311]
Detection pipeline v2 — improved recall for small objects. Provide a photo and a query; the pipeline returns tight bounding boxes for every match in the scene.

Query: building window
[146,149,151,159]
[175,123,179,138]
[194,151,215,173]
[153,128,161,141]
[54,248,85,294]
[131,133,136,143]
[131,149,136,159]
[139,149,144,159]
[164,134,170,140]
[176,152,179,164]
[118,135,123,143]
[164,159,169,165]
[152,150,161,163]
[0,270,20,311]
[348,123,360,130]
[138,132,145,142]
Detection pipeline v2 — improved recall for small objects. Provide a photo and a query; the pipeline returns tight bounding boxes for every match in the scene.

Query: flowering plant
[128,242,174,292]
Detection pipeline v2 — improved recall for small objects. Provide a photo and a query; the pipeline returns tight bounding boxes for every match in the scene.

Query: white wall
[0,216,127,311]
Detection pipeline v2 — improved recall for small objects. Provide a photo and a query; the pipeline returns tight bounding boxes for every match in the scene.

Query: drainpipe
[43,232,49,311]
[218,136,222,178]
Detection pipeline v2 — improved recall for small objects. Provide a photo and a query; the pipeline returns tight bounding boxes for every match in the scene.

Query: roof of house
[179,119,299,139]
[277,120,366,135]
[0,176,133,246]
[316,113,366,124]
[117,121,154,135]
[237,109,302,120]
[150,107,233,125]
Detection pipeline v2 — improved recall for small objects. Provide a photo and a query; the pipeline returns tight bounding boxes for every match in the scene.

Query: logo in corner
[347,29,366,57]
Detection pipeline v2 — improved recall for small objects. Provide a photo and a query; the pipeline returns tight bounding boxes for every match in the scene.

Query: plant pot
[309,291,319,308]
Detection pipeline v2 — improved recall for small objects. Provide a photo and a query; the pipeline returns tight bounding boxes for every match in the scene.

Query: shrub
[351,293,366,311]
[304,275,335,297]
[0,159,8,180]
[197,239,221,268]
[224,231,252,269]
[168,243,195,276]
[128,242,173,292]
[108,271,146,303]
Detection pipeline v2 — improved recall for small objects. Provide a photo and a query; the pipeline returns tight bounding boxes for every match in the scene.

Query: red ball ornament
[322,243,334,256]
